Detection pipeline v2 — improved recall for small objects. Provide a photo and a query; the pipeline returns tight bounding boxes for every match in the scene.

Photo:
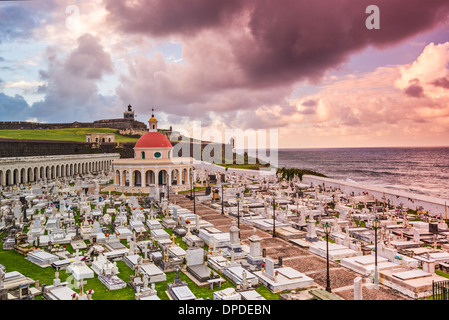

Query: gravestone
[305,211,318,242]
[264,258,275,280]
[167,268,197,300]
[226,221,245,258]
[354,277,363,300]
[247,228,263,266]
[185,247,215,283]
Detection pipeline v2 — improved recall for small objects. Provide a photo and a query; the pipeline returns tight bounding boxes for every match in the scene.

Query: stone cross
[142,244,149,260]
[73,249,82,264]
[171,233,176,246]
[79,278,87,296]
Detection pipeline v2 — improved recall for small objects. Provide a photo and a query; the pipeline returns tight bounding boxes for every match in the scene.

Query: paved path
[171,194,412,300]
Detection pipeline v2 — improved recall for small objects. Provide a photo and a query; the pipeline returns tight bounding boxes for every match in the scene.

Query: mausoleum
[111,110,193,195]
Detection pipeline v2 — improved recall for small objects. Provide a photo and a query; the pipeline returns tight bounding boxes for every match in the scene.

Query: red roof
[134,132,173,149]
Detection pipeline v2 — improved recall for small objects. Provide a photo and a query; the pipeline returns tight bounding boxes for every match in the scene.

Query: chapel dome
[134,132,172,149]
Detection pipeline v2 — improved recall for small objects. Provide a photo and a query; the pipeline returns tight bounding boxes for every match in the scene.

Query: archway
[182,168,188,185]
[115,170,121,185]
[13,169,19,185]
[27,167,33,182]
[171,169,179,186]
[122,170,129,186]
[20,168,25,184]
[145,170,155,186]
[5,170,11,186]
[133,170,142,187]
[158,170,168,186]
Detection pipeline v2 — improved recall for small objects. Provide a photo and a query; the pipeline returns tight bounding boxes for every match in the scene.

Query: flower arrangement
[186,220,191,224]
[87,289,94,295]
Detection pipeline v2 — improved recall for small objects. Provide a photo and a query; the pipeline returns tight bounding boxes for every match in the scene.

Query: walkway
[171,194,411,300]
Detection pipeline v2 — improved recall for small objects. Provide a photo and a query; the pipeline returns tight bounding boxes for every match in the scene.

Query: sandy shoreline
[301,174,448,218]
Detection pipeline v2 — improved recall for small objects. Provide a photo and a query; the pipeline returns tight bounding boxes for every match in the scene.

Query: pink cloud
[105,0,449,88]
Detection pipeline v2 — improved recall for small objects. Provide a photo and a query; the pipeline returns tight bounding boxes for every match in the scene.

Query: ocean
[274,147,449,200]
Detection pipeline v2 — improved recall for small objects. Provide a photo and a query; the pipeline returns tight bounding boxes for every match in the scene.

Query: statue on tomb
[0,267,5,288]
[143,273,149,290]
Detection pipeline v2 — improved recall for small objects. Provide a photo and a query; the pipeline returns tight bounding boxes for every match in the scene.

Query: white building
[112,111,193,194]
[0,153,119,186]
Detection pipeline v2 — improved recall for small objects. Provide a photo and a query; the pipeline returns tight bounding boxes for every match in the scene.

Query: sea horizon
[247,146,449,201]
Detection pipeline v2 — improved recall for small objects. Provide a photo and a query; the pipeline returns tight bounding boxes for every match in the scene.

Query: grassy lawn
[0,224,282,300]
[0,128,138,143]
[178,187,207,194]
[217,163,270,171]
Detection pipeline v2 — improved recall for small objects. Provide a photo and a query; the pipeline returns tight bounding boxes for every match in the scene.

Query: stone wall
[0,139,135,159]
[0,138,237,163]
[0,118,147,131]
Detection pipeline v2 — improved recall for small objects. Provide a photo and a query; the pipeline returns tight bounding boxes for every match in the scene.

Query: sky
[1,0,449,149]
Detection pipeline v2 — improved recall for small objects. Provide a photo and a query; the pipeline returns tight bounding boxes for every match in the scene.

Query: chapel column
[129,168,133,187]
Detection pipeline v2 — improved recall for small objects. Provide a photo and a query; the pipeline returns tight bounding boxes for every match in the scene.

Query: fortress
[0,105,148,133]
[0,105,236,161]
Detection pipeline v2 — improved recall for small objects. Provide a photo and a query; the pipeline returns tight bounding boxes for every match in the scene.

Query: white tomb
[254,258,313,293]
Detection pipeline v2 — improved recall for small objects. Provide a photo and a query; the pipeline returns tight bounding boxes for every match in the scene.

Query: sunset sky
[1,0,449,148]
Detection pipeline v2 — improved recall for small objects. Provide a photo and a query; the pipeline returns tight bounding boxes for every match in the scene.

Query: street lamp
[190,170,193,200]
[323,222,332,293]
[221,183,224,215]
[236,193,240,238]
[272,192,276,238]
[193,180,196,215]
[373,216,381,289]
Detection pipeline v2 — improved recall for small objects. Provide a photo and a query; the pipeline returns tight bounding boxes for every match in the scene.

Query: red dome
[134,132,172,149]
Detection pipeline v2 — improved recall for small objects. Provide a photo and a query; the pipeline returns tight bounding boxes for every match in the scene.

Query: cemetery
[1,165,449,301]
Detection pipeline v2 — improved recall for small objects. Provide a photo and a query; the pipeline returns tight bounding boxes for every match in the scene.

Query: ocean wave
[278,147,449,199]
[345,169,401,176]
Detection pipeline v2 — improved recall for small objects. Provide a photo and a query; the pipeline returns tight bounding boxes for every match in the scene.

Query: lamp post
[272,192,276,238]
[191,168,196,214]
[221,183,224,215]
[373,216,381,289]
[236,193,240,238]
[190,171,193,200]
[193,181,196,215]
[323,222,331,293]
